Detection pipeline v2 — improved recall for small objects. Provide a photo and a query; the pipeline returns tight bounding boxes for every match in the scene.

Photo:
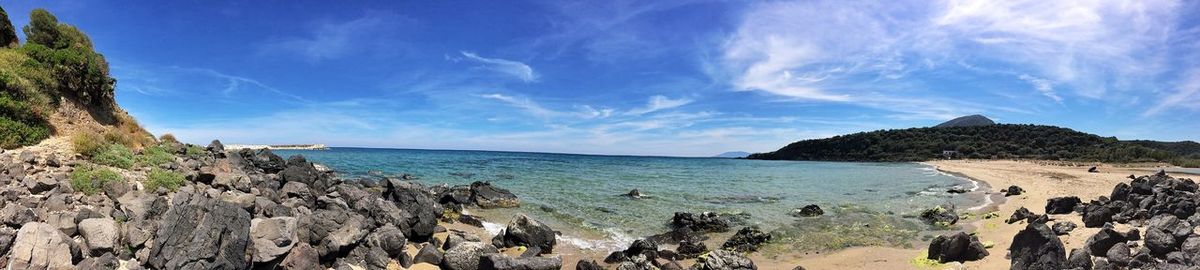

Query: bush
[0,93,50,149]
[69,164,120,195]
[159,133,178,144]
[135,145,174,167]
[92,144,133,169]
[144,168,184,192]
[185,145,205,157]
[71,131,105,156]
[102,129,132,148]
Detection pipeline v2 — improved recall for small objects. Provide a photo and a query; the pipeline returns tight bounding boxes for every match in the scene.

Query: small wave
[482,221,505,236]
[555,227,636,252]
[966,193,994,211]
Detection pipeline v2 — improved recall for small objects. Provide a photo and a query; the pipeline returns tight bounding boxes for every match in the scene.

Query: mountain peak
[935,115,995,128]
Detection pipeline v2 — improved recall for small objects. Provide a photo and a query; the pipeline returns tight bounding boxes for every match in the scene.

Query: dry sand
[780,160,1181,270]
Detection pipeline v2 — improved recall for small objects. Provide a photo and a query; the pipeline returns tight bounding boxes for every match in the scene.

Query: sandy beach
[766,160,1183,269]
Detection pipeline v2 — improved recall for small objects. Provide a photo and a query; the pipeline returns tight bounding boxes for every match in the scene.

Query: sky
[4,0,1199,156]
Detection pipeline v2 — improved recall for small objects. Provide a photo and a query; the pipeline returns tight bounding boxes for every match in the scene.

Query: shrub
[71,131,105,156]
[135,145,174,167]
[185,145,205,157]
[102,129,132,148]
[92,144,133,169]
[0,6,18,48]
[0,92,50,149]
[144,168,184,192]
[69,164,120,195]
[159,133,178,144]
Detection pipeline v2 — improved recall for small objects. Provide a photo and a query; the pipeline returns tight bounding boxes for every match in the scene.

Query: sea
[276,147,983,251]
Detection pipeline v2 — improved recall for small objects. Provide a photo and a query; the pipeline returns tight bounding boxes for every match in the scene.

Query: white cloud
[1145,70,1200,116]
[478,93,557,118]
[263,12,406,62]
[1017,74,1062,103]
[625,95,692,115]
[720,0,1186,116]
[112,65,308,102]
[458,52,538,82]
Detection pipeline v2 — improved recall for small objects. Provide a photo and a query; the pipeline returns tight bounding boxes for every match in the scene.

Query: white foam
[967,194,994,211]
[482,221,505,236]
[552,227,637,252]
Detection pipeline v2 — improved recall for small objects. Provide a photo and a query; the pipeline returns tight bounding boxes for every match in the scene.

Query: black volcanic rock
[935,114,995,128]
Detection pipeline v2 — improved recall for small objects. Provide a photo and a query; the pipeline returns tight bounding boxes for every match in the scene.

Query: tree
[0,6,17,48]
[23,9,61,48]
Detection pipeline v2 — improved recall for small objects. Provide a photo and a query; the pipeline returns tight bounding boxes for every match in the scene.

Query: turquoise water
[278,148,978,250]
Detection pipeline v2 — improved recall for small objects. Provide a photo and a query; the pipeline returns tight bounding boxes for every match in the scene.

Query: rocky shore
[0,139,786,270]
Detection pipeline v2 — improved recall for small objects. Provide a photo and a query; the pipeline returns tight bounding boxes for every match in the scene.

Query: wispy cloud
[719,0,1187,117]
[454,52,538,82]
[112,64,308,103]
[1017,74,1062,103]
[626,95,692,115]
[1145,70,1200,116]
[262,12,408,62]
[478,93,557,118]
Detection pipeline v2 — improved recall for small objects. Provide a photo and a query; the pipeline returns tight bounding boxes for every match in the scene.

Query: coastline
[780,160,1169,269]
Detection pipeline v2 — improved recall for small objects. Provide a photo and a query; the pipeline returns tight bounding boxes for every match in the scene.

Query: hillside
[714,151,750,158]
[0,7,151,149]
[747,123,1200,167]
[934,114,995,128]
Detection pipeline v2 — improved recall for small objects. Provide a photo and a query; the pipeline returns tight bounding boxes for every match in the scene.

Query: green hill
[0,6,150,149]
[747,124,1199,167]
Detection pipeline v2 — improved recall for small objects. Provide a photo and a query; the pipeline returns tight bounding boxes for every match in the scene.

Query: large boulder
[7,222,77,270]
[1045,196,1081,214]
[470,181,520,208]
[496,214,556,254]
[480,254,562,270]
[148,192,252,269]
[279,242,320,270]
[1004,185,1025,196]
[576,259,604,270]
[692,249,756,270]
[317,212,368,257]
[1009,222,1065,270]
[927,232,989,263]
[1051,221,1076,235]
[676,239,707,259]
[0,204,36,228]
[250,217,299,263]
[1084,227,1128,255]
[1006,207,1038,224]
[1067,249,1092,270]
[442,241,499,270]
[413,243,444,265]
[250,149,287,173]
[790,205,823,217]
[383,179,441,241]
[919,205,959,226]
[721,227,771,252]
[1144,227,1178,257]
[77,218,120,255]
[670,212,730,233]
[1080,204,1113,228]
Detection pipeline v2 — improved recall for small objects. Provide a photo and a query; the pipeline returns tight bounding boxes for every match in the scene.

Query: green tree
[0,6,18,48]
[22,9,60,48]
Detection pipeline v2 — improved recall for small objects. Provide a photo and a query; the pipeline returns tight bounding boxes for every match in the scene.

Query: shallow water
[278,147,977,251]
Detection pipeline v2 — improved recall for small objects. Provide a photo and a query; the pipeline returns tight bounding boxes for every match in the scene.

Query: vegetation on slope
[0,6,141,149]
[748,124,1200,166]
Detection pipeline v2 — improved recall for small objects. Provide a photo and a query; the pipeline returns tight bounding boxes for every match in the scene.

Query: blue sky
[4,1,1199,156]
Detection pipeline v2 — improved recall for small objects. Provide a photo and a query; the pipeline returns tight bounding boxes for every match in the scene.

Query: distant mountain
[935,114,995,128]
[747,123,1200,167]
[714,151,750,158]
